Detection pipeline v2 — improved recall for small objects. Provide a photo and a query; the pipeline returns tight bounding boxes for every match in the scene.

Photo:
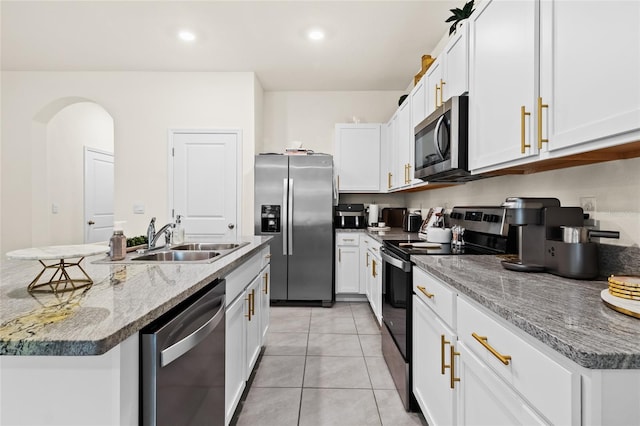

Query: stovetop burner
[382,238,495,260]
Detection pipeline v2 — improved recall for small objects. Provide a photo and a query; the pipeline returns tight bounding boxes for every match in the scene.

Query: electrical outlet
[580,196,596,212]
[133,203,145,214]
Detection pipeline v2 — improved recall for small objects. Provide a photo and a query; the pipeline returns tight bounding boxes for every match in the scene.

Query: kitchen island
[0,236,271,425]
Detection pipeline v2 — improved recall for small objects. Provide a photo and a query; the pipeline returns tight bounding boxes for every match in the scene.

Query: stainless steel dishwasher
[141,279,225,426]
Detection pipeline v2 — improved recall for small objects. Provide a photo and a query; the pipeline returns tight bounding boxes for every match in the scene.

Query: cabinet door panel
[335,124,381,192]
[443,24,469,101]
[541,0,640,153]
[225,293,246,424]
[469,0,538,171]
[458,342,548,426]
[413,296,456,426]
[246,276,262,376]
[336,245,360,294]
[260,265,270,343]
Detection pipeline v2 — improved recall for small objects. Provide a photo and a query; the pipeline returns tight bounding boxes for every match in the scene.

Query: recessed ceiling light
[307,29,325,41]
[178,30,196,42]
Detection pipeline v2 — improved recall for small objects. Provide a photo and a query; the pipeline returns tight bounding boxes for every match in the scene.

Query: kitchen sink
[132,251,220,262]
[171,242,242,251]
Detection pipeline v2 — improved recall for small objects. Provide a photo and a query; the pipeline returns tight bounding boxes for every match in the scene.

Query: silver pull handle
[160,296,225,367]
[283,178,288,256]
[288,178,293,255]
[228,223,235,229]
[433,115,446,160]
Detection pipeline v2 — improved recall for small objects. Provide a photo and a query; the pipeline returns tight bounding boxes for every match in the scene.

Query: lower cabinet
[367,243,382,325]
[413,294,457,426]
[335,232,361,294]
[225,247,271,425]
[412,266,579,426]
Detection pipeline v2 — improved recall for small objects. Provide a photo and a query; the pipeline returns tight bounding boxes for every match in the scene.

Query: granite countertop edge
[411,256,640,370]
[1,238,271,356]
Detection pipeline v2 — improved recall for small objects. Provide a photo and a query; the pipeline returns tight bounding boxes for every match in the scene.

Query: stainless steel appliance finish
[334,203,366,229]
[254,154,334,305]
[141,279,225,426]
[414,96,479,182]
[381,206,516,412]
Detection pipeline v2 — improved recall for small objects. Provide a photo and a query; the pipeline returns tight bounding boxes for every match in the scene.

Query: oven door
[380,247,412,360]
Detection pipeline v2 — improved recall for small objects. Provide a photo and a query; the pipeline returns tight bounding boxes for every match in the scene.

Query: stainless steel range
[380,206,517,411]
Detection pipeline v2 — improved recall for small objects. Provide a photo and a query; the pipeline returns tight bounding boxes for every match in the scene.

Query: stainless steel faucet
[146,217,175,251]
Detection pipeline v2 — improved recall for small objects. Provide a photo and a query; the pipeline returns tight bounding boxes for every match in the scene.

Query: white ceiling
[1,0,458,91]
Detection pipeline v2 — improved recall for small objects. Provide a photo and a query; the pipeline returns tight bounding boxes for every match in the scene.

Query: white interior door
[84,148,114,243]
[171,131,239,241]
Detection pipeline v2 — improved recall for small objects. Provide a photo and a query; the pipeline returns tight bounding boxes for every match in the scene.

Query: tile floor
[232,302,426,426]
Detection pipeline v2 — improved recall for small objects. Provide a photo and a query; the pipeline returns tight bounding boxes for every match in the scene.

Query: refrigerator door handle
[288,178,294,255]
[282,178,288,255]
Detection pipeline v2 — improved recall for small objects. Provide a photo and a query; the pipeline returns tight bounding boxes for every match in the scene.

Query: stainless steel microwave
[414,96,478,182]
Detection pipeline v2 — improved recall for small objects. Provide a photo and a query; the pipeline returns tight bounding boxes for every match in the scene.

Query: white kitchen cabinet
[360,236,371,295]
[335,232,361,294]
[539,0,640,155]
[413,294,457,426]
[396,99,416,188]
[225,248,270,425]
[412,266,579,426]
[468,0,538,173]
[334,123,382,192]
[367,243,382,325]
[425,57,444,117]
[457,341,547,425]
[469,0,640,175]
[384,114,399,190]
[410,77,427,133]
[442,22,469,101]
[225,289,246,425]
[259,264,270,343]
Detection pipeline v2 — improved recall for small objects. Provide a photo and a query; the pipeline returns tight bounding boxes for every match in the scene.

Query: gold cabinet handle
[265,253,272,259]
[338,248,341,262]
[372,259,377,278]
[472,332,512,365]
[245,292,253,321]
[251,289,256,316]
[366,252,370,267]
[435,84,440,108]
[337,175,340,190]
[388,172,392,189]
[441,335,450,374]
[520,106,531,154]
[450,345,460,389]
[263,272,269,294]
[440,79,446,106]
[417,285,434,299]
[537,97,549,149]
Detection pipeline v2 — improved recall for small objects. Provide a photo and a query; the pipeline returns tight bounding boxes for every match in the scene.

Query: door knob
[87,220,95,225]
[228,223,235,229]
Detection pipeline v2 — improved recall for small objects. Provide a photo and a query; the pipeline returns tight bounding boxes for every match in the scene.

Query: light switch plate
[51,203,59,214]
[133,203,145,214]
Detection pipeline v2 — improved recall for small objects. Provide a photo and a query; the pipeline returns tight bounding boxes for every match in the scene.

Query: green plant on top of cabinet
[469,0,640,175]
[334,123,382,193]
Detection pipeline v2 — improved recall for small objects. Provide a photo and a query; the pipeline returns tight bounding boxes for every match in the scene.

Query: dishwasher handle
[160,295,225,367]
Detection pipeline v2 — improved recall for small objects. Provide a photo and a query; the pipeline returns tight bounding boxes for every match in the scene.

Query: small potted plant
[446,0,475,35]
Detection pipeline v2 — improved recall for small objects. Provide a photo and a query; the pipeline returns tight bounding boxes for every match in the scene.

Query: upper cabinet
[334,123,382,192]
[469,0,640,174]
[442,23,469,102]
[468,0,538,172]
[539,0,640,155]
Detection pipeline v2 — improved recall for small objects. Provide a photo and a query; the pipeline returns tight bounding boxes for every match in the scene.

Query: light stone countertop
[411,254,640,369]
[6,244,110,260]
[0,236,271,356]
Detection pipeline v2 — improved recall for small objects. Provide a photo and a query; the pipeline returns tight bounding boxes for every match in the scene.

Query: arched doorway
[35,99,115,245]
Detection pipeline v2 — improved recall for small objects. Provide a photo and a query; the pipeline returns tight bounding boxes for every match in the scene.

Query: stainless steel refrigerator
[254,154,334,306]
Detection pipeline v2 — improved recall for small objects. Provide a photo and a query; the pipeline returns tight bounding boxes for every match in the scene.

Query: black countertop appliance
[334,203,366,229]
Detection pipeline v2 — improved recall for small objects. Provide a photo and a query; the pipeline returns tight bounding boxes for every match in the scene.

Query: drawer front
[413,267,455,327]
[457,296,578,426]
[336,233,360,246]
[226,251,262,304]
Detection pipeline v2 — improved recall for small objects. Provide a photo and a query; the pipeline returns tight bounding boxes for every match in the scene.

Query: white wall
[1,71,257,255]
[47,102,114,245]
[406,157,640,247]
[262,91,404,154]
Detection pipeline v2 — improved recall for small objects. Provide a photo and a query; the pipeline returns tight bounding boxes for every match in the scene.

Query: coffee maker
[500,197,619,279]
